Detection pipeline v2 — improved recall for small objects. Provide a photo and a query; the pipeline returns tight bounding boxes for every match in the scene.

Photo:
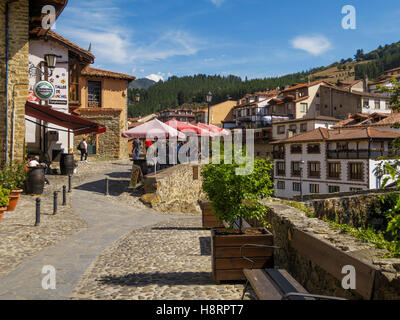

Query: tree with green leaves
[201,156,274,233]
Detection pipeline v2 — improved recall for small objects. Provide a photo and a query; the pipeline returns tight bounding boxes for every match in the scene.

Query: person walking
[133,138,141,160]
[79,137,88,162]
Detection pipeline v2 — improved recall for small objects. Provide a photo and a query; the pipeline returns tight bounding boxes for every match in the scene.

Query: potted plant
[202,157,275,283]
[0,187,10,224]
[0,163,27,211]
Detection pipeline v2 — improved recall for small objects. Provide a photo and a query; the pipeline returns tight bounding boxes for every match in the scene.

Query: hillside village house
[194,100,237,127]
[72,66,135,159]
[157,108,195,123]
[25,30,101,162]
[271,127,400,199]
[368,67,400,95]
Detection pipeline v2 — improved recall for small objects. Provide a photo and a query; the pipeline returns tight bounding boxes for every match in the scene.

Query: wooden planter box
[200,201,224,229]
[211,228,274,283]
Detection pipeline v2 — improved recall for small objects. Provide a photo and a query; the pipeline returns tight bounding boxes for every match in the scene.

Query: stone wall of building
[74,108,128,160]
[262,200,400,300]
[141,163,207,214]
[0,0,29,164]
[306,191,400,229]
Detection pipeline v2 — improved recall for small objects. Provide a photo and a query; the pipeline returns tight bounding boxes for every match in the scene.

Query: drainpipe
[4,0,18,164]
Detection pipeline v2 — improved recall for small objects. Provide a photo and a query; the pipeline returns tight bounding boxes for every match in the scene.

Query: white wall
[274,142,371,199]
[27,39,72,159]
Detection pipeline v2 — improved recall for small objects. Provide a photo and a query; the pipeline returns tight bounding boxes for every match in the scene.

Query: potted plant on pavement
[0,187,10,224]
[201,156,275,283]
[0,163,27,211]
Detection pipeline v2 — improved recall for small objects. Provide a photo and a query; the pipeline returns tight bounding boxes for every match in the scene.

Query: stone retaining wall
[141,163,206,214]
[307,191,400,229]
[262,200,400,300]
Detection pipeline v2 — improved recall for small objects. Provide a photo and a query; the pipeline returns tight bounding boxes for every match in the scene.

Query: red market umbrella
[165,120,217,137]
[196,123,231,136]
[121,119,186,140]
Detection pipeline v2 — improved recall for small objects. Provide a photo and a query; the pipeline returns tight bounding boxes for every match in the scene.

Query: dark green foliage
[201,158,274,233]
[355,41,400,80]
[0,187,10,208]
[0,163,27,190]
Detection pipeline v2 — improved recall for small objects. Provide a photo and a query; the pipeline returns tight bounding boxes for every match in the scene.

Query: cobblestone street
[0,160,245,300]
[73,217,244,300]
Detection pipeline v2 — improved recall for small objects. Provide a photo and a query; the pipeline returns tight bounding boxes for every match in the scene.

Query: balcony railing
[327,150,400,159]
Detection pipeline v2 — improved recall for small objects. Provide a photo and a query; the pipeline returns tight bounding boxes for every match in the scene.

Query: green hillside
[128,41,400,118]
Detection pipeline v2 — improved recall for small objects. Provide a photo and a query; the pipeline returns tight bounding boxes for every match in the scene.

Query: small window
[88,81,102,108]
[290,144,302,154]
[293,182,301,192]
[277,126,285,134]
[291,162,302,177]
[328,162,341,179]
[300,103,308,113]
[308,162,321,178]
[350,187,363,192]
[309,184,320,194]
[329,186,340,193]
[307,144,320,154]
[277,181,285,190]
[349,163,363,180]
[300,123,307,132]
[276,162,286,176]
[289,125,297,133]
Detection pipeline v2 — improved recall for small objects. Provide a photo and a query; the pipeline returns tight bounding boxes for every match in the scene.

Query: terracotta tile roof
[281,80,329,93]
[45,30,95,63]
[272,115,341,125]
[81,66,136,81]
[334,113,400,128]
[272,127,400,144]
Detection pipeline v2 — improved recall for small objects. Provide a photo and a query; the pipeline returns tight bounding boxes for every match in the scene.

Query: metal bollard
[105,177,109,196]
[35,197,41,226]
[53,191,58,215]
[68,175,72,193]
[62,185,67,206]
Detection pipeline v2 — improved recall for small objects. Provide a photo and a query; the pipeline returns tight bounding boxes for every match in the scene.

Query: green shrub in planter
[201,157,274,233]
[0,163,27,190]
[0,187,10,208]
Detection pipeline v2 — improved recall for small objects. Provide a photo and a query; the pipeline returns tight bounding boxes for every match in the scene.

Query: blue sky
[55,0,400,82]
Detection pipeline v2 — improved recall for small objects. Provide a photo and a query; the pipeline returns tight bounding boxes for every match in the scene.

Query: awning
[25,101,106,136]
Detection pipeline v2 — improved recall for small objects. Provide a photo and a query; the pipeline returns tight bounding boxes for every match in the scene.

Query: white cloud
[291,35,332,56]
[58,1,202,67]
[209,0,226,7]
[146,73,164,82]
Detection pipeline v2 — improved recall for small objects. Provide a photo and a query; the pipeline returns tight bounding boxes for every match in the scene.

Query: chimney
[295,90,300,100]
[276,87,280,96]
[287,130,294,138]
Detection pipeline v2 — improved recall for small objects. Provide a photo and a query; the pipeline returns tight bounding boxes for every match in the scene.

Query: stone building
[73,67,135,159]
[0,0,68,164]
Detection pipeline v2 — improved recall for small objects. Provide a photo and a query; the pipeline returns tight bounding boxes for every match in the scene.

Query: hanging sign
[33,81,55,100]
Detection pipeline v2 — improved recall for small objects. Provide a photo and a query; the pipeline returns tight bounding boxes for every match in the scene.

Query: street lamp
[299,160,305,202]
[44,53,59,69]
[206,91,212,124]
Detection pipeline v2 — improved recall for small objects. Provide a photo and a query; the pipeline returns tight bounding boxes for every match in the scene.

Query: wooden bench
[241,244,347,300]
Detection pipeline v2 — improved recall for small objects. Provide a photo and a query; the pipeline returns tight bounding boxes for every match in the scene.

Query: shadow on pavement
[97,272,215,287]
[74,179,130,196]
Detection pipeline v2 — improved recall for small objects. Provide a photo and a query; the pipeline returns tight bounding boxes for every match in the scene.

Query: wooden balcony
[327,150,399,160]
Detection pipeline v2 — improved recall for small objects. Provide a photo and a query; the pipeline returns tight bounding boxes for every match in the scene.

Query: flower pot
[6,194,20,212]
[11,189,23,197]
[200,201,224,229]
[211,227,274,284]
[0,207,7,224]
